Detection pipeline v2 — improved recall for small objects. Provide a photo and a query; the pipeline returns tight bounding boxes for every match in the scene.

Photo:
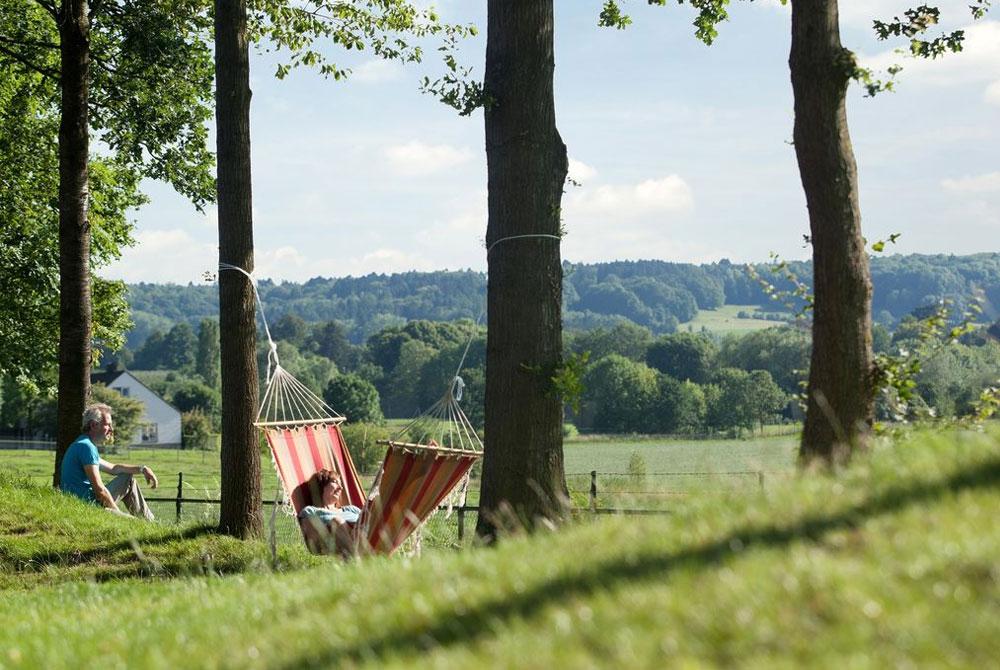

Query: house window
[112,387,129,397]
[141,424,158,443]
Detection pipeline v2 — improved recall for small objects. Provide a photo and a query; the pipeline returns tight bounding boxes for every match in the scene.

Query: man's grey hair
[82,403,113,432]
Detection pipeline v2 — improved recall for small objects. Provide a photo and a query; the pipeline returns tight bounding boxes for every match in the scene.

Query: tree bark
[477,0,568,540]
[790,0,875,464]
[215,0,262,537]
[53,0,92,487]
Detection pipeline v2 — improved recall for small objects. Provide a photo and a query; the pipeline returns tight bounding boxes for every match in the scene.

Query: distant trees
[323,374,383,424]
[195,319,220,389]
[646,332,718,384]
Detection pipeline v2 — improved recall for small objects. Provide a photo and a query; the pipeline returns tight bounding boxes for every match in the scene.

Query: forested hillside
[125,254,1000,348]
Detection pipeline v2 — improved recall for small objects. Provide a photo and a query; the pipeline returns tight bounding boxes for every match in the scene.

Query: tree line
[122,252,1000,350]
[8,311,997,446]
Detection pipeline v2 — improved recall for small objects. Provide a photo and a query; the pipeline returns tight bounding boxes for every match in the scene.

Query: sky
[104,0,1000,285]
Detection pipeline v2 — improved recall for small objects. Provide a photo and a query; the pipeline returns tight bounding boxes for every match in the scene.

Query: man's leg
[106,474,155,521]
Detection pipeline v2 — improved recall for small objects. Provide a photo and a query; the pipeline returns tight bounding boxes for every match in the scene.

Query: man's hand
[140,465,159,490]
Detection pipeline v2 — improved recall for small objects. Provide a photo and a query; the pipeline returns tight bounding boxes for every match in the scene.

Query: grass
[680,304,789,335]
[1,427,998,667]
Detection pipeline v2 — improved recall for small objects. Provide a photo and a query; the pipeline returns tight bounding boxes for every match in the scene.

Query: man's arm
[84,464,121,512]
[98,459,159,489]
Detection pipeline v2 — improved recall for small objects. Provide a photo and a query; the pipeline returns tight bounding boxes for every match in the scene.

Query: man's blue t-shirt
[61,435,101,503]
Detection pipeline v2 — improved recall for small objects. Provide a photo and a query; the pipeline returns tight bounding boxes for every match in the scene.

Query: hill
[123,253,1000,347]
[2,427,998,666]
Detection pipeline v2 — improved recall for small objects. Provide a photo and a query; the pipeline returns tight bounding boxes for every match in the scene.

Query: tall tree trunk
[790,0,875,464]
[477,0,568,540]
[53,0,92,487]
[215,0,261,537]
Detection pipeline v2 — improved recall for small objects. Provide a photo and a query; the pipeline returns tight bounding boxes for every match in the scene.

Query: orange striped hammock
[257,367,481,556]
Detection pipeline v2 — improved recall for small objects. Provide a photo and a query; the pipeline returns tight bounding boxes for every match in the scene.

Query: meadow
[677,304,788,335]
[1,427,997,667]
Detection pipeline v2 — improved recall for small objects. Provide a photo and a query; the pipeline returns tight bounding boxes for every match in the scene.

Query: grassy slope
[2,428,999,667]
[679,304,784,335]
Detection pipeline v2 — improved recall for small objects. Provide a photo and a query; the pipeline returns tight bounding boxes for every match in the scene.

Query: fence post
[590,470,597,512]
[457,507,465,543]
[176,472,183,523]
[757,470,765,491]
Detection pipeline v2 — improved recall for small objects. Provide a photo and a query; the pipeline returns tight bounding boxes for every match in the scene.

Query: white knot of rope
[217,262,280,382]
[451,376,465,403]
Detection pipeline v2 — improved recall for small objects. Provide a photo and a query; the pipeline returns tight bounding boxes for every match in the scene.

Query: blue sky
[105,0,1000,284]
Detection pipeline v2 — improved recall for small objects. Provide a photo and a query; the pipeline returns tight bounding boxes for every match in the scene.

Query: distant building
[91,365,182,448]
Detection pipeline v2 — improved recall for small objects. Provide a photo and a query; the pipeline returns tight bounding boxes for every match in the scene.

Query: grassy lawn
[680,304,790,335]
[2,427,997,667]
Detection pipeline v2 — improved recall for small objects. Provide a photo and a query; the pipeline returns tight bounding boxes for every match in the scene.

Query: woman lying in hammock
[298,468,363,557]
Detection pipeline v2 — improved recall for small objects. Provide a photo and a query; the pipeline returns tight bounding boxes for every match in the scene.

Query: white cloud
[568,158,597,184]
[985,79,1000,106]
[351,59,404,83]
[942,171,1000,193]
[104,229,217,284]
[384,141,474,176]
[567,174,694,217]
[328,248,437,277]
[253,245,309,280]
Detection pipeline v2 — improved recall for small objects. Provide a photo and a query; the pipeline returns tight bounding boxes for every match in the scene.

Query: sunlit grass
[1,427,998,667]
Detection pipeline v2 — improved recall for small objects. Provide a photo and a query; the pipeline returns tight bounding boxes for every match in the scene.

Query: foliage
[324,373,383,424]
[582,355,659,434]
[181,409,215,451]
[567,321,653,362]
[717,326,810,395]
[645,332,717,384]
[0,65,138,389]
[337,421,391,474]
[195,319,220,389]
[167,379,221,417]
[122,254,1000,351]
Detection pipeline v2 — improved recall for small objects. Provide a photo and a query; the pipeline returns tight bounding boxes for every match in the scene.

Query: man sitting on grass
[60,403,159,520]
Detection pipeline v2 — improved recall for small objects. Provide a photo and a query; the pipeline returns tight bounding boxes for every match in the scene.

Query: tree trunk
[53,0,92,487]
[215,0,261,537]
[477,0,568,540]
[790,0,875,464]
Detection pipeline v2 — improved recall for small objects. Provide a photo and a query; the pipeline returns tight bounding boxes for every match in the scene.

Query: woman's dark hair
[307,468,341,503]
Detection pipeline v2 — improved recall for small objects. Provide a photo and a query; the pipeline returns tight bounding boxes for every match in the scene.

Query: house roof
[91,369,125,386]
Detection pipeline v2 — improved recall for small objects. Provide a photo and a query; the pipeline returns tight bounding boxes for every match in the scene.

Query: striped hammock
[257,364,481,556]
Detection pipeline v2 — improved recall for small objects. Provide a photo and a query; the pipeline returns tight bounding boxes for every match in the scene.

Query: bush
[181,410,215,451]
[562,423,579,439]
[627,451,647,488]
[338,422,392,474]
[324,374,384,424]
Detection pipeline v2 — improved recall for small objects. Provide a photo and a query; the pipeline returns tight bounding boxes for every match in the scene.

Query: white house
[91,367,182,448]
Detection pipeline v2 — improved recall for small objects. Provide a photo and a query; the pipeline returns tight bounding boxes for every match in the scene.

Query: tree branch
[30,0,58,21]
[0,43,60,80]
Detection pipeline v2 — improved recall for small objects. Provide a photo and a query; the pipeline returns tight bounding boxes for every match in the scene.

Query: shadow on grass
[281,456,1000,668]
[1,523,221,570]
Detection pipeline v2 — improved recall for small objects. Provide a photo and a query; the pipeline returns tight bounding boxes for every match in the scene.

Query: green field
[2,427,997,667]
[680,303,790,335]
